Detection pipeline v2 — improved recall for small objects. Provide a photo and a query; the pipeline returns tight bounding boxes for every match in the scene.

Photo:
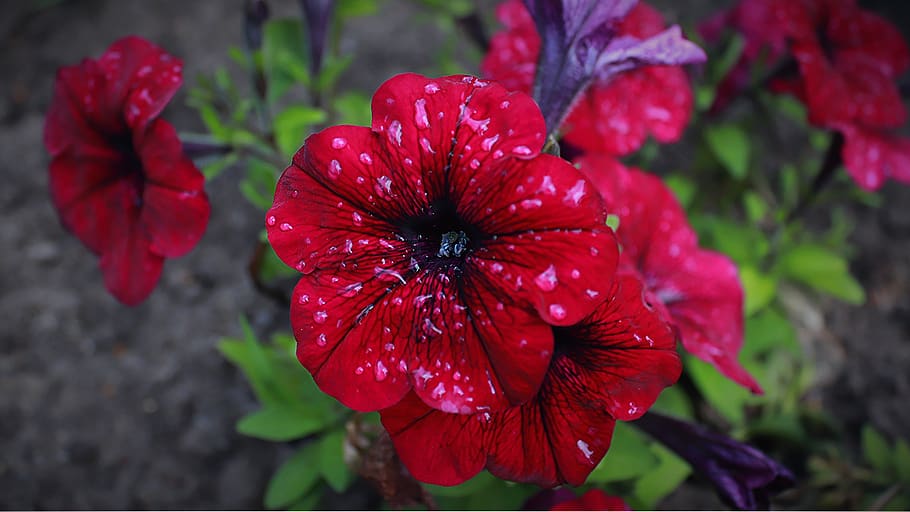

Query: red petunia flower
[44,36,210,306]
[380,273,681,487]
[777,0,910,129]
[266,73,618,414]
[550,489,631,511]
[576,155,761,393]
[839,124,910,191]
[482,0,697,156]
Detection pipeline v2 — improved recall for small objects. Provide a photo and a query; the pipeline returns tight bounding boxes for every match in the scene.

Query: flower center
[437,231,470,258]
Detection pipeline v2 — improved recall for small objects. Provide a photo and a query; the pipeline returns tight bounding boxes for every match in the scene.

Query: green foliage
[274,106,327,158]
[629,443,692,510]
[265,443,323,510]
[777,244,865,304]
[239,157,279,211]
[588,422,659,483]
[262,19,310,104]
[705,123,751,180]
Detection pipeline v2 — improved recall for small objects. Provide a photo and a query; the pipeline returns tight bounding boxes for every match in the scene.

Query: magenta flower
[266,73,618,413]
[577,155,761,393]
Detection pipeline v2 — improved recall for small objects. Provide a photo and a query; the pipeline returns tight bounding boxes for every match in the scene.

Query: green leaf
[742,308,800,358]
[862,425,893,475]
[337,0,379,18]
[287,489,323,511]
[664,174,696,209]
[315,54,354,93]
[605,214,621,232]
[705,124,750,179]
[588,422,659,483]
[739,265,778,316]
[274,106,327,157]
[631,443,691,509]
[237,405,330,441]
[332,91,372,126]
[239,157,280,210]
[778,244,866,304]
[895,439,910,483]
[651,385,695,420]
[686,355,752,425]
[778,164,800,210]
[201,152,239,180]
[743,191,768,223]
[711,34,745,84]
[262,19,308,103]
[427,471,496,497]
[699,217,769,265]
[318,430,354,492]
[265,443,322,509]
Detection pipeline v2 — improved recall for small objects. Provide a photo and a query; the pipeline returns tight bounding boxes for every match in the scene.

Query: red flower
[44,36,210,306]
[576,156,761,393]
[481,0,696,156]
[266,73,618,414]
[380,273,681,487]
[839,125,910,191]
[550,489,631,511]
[778,0,910,129]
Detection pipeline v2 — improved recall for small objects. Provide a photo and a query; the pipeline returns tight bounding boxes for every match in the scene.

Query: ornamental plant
[42,0,910,510]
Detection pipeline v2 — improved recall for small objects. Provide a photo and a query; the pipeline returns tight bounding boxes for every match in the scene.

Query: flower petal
[563,65,693,155]
[137,119,210,257]
[464,154,618,326]
[97,36,183,128]
[840,124,910,191]
[98,194,165,306]
[578,155,761,393]
[382,273,680,487]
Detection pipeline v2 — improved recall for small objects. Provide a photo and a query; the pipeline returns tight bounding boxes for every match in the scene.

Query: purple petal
[634,412,794,510]
[522,0,705,136]
[299,0,336,77]
[596,25,707,80]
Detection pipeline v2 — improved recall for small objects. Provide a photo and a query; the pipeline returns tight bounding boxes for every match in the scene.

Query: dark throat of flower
[110,130,146,207]
[399,198,480,269]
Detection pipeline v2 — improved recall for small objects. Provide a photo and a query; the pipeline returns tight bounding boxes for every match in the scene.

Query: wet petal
[840,124,910,191]
[463,154,618,326]
[578,155,760,393]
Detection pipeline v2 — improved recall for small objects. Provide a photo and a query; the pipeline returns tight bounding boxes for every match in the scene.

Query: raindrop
[520,199,542,210]
[563,180,587,206]
[548,303,567,320]
[332,137,347,149]
[375,361,389,381]
[481,134,500,151]
[512,145,532,156]
[317,333,328,346]
[424,82,440,94]
[414,98,430,129]
[375,176,393,198]
[535,265,558,291]
[355,366,365,375]
[328,159,342,179]
[313,310,328,324]
[298,294,310,304]
[359,153,373,165]
[352,211,363,226]
[266,215,276,226]
[279,222,294,232]
[388,120,403,146]
[577,439,594,461]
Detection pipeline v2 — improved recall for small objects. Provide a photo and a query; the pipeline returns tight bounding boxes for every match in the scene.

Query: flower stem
[786,131,844,223]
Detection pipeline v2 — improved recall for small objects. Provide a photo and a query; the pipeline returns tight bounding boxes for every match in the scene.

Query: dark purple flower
[299,0,336,77]
[634,412,794,510]
[523,0,706,134]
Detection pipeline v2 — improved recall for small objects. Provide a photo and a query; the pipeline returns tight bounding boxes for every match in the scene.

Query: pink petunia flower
[266,73,618,414]
[576,155,761,393]
[482,0,699,156]
[380,273,680,487]
[44,36,210,306]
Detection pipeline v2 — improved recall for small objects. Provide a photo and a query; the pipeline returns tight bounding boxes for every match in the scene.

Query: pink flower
[266,73,617,413]
[577,155,761,393]
[482,0,700,155]
[44,36,210,305]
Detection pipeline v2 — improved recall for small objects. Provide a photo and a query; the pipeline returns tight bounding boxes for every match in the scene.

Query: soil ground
[1,0,908,509]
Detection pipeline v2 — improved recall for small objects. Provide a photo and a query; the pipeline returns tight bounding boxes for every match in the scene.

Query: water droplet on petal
[424,82,440,94]
[313,310,328,324]
[414,98,430,129]
[375,361,389,381]
[535,264,558,291]
[577,439,594,461]
[512,145,532,156]
[355,366,365,375]
[332,137,347,149]
[317,333,328,346]
[328,159,342,179]
[359,152,373,165]
[548,303,567,320]
[266,215,276,226]
[352,211,363,226]
[279,222,294,232]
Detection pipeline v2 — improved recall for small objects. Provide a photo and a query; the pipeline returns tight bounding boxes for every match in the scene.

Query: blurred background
[1,0,908,508]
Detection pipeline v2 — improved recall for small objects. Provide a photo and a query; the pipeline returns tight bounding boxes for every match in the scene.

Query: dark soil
[1,0,907,509]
